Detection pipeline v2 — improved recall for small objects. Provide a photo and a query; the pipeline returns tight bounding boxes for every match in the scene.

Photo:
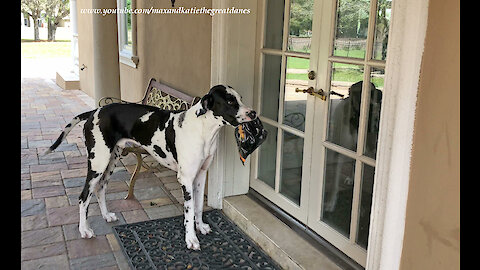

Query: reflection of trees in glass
[336,0,370,39]
[289,0,313,37]
[375,0,391,60]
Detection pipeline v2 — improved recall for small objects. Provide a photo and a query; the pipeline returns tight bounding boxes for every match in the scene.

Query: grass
[285,52,384,87]
[21,40,71,59]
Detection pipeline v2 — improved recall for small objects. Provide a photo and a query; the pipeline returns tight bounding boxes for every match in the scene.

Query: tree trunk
[32,18,39,41]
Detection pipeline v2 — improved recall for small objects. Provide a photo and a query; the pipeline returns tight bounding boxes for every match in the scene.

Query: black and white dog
[44,85,256,250]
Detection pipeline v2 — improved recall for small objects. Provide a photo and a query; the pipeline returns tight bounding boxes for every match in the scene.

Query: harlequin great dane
[44,85,257,250]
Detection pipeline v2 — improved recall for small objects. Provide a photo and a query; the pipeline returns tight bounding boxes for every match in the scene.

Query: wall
[399,0,460,268]
[77,0,213,101]
[120,0,213,102]
[76,0,95,98]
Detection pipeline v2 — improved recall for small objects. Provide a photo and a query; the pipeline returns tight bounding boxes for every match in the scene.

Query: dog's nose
[247,110,257,120]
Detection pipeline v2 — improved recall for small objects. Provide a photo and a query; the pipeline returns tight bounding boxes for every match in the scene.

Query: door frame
[209,0,430,268]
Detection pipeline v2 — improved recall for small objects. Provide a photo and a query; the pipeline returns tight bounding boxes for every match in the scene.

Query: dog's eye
[227,100,234,105]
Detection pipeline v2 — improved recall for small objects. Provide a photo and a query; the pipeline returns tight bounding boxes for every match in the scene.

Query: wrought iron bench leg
[125,152,143,200]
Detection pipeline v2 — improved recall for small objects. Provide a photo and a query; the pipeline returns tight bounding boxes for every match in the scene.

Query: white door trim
[365,0,429,269]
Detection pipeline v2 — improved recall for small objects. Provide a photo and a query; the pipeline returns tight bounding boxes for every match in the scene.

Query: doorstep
[222,195,343,270]
[56,70,80,90]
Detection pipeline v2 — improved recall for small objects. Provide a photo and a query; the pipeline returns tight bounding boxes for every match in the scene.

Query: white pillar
[70,0,79,75]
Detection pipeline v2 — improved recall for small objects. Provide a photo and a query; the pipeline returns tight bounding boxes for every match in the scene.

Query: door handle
[295,87,327,101]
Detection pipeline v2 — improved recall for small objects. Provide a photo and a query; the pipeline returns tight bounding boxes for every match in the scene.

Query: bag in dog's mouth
[234,118,268,165]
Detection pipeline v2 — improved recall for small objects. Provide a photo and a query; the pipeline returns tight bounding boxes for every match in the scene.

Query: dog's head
[196,85,257,126]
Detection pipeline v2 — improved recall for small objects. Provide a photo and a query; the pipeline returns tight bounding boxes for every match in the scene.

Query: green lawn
[285,52,384,87]
[21,40,71,59]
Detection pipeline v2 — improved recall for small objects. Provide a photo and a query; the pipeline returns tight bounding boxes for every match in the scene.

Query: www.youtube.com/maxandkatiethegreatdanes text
[80,6,251,17]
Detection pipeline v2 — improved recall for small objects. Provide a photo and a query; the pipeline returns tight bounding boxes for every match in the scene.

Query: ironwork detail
[113,210,281,270]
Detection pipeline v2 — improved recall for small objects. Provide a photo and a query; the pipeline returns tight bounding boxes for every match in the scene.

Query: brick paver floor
[21,77,207,269]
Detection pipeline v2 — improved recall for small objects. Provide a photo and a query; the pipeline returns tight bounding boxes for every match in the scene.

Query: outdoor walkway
[20,77,203,269]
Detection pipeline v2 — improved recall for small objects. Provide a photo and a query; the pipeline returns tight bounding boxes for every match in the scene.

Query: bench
[98,78,201,199]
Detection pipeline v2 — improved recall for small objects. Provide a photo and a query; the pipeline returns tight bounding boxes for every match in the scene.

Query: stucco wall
[399,0,460,268]
[77,0,212,101]
[120,0,213,102]
[76,0,95,99]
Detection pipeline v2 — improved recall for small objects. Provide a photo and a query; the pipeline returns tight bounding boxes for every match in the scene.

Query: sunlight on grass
[21,41,71,59]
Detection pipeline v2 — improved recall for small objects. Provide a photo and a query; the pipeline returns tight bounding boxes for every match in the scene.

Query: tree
[289,0,314,37]
[45,0,70,41]
[21,0,46,41]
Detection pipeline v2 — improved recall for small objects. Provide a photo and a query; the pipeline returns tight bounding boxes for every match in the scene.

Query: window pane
[333,0,371,59]
[288,0,314,53]
[261,54,282,122]
[372,0,392,60]
[364,68,383,159]
[257,123,278,189]
[321,149,356,237]
[356,164,375,248]
[280,131,304,205]
[284,57,309,132]
[264,0,285,50]
[326,63,364,151]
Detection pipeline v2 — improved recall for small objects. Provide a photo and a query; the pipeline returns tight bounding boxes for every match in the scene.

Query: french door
[250,0,391,266]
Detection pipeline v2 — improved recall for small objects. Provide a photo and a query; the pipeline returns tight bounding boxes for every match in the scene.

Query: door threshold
[222,192,363,270]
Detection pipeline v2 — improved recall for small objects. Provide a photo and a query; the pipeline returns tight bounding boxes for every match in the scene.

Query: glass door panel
[333,0,370,59]
[280,131,304,205]
[326,63,364,152]
[257,122,278,189]
[284,57,309,132]
[288,0,314,53]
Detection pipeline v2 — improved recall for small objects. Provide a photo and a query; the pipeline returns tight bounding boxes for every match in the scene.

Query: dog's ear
[196,93,213,117]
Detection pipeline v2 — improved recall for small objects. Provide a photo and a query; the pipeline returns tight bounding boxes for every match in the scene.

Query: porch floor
[20,77,210,269]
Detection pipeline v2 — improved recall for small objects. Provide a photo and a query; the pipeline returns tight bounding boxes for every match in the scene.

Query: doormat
[112,209,281,270]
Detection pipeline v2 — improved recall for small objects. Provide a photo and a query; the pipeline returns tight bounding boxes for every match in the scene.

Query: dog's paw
[185,234,201,250]
[103,212,118,223]
[79,226,95,239]
[196,222,212,235]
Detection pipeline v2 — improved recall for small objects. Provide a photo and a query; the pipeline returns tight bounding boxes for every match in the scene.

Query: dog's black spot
[66,123,72,128]
[181,185,192,201]
[153,145,167,158]
[178,111,186,128]
[165,118,177,162]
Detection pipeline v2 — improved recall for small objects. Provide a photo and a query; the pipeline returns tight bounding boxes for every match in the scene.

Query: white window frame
[117,0,138,68]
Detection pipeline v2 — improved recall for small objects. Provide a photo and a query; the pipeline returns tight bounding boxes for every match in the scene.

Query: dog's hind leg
[78,166,105,238]
[95,145,122,223]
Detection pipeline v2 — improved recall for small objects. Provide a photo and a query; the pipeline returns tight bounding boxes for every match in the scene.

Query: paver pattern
[21,77,208,269]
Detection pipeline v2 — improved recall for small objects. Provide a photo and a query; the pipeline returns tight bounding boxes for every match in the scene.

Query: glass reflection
[288,0,314,53]
[356,164,375,248]
[264,0,285,50]
[258,123,278,189]
[280,131,304,205]
[261,54,282,122]
[372,0,392,60]
[333,0,371,59]
[284,57,309,132]
[327,63,364,151]
[364,68,383,158]
[321,149,356,237]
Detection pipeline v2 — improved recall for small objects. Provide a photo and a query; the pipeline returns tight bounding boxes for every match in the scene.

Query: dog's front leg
[193,168,211,235]
[179,174,200,250]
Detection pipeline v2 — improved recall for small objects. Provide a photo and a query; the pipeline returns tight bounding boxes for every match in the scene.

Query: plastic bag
[234,118,268,165]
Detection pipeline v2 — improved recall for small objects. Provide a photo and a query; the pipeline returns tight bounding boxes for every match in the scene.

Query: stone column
[70,0,79,75]
[92,0,121,106]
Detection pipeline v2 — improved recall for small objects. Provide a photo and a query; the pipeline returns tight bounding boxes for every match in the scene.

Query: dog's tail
[42,110,96,156]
